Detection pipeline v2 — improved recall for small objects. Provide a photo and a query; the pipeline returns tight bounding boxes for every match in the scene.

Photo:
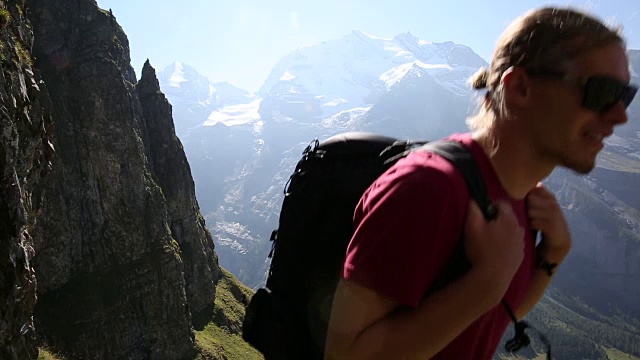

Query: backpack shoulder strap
[419,140,498,222]
[415,139,498,299]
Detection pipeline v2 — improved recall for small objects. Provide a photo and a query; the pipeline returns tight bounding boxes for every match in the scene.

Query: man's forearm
[515,243,570,319]
[344,269,506,360]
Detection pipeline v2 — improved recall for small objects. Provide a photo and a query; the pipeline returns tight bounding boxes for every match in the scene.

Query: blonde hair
[467,6,625,131]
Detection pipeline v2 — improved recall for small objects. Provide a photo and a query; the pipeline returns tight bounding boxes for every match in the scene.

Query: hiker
[324,6,636,360]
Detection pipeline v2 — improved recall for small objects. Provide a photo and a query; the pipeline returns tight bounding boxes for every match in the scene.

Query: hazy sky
[95,0,640,92]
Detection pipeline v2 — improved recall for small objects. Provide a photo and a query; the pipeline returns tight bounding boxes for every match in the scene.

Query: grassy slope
[194,267,264,360]
[37,347,64,360]
[494,286,640,360]
[605,347,640,360]
[498,347,640,360]
[496,347,640,360]
[34,265,639,360]
[597,150,640,173]
[38,267,263,360]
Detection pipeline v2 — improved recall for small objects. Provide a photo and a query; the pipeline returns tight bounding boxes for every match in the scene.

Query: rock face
[136,60,220,321]
[0,0,52,358]
[24,0,220,358]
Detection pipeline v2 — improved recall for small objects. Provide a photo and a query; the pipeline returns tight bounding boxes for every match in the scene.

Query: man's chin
[561,159,596,175]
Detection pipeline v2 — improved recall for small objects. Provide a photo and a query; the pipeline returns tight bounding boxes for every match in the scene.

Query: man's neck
[472,127,555,200]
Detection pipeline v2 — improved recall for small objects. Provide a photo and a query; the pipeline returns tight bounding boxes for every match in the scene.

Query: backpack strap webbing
[419,140,498,222]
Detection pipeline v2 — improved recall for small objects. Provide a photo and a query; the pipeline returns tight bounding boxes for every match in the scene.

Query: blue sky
[96,0,640,92]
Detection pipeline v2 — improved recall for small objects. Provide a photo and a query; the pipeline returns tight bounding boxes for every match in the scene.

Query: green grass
[37,267,262,360]
[519,286,640,359]
[195,323,263,360]
[213,268,253,329]
[597,150,640,173]
[14,37,32,67]
[0,5,11,64]
[603,347,640,360]
[37,347,64,360]
[498,355,547,360]
[193,267,263,360]
[0,6,11,28]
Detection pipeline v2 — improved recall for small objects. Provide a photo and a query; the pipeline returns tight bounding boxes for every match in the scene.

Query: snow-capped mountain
[258,30,486,119]
[159,62,218,105]
[157,62,256,135]
[160,31,487,142]
[160,31,489,292]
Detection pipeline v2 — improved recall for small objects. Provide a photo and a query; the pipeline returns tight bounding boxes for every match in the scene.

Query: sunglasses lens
[584,77,638,112]
[623,86,639,108]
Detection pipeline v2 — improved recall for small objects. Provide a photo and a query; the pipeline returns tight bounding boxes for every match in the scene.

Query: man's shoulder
[402,131,491,189]
[388,133,476,187]
[360,132,480,206]
[368,149,469,201]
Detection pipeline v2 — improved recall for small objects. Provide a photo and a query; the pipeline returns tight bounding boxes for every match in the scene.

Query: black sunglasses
[525,67,638,113]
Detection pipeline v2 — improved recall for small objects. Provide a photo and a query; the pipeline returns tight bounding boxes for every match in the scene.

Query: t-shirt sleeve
[342,155,467,308]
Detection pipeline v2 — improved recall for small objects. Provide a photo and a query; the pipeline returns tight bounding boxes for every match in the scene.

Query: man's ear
[501,66,530,108]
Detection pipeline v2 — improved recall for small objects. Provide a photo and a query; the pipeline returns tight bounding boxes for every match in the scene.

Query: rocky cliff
[22,0,220,358]
[0,0,52,358]
[136,60,220,322]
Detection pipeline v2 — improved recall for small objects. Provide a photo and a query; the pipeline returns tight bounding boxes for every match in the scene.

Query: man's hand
[515,183,572,318]
[526,182,572,254]
[464,199,525,302]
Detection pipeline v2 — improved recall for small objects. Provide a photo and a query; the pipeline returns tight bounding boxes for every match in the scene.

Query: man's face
[530,42,632,174]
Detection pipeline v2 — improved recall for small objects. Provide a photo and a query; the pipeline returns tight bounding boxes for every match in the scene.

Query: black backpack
[241,131,500,359]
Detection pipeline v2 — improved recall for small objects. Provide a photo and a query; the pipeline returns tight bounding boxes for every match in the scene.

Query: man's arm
[515,242,570,319]
[517,183,572,319]
[324,200,526,360]
[324,268,507,360]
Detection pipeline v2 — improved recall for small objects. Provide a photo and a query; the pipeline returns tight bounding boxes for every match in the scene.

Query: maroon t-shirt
[343,132,536,359]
